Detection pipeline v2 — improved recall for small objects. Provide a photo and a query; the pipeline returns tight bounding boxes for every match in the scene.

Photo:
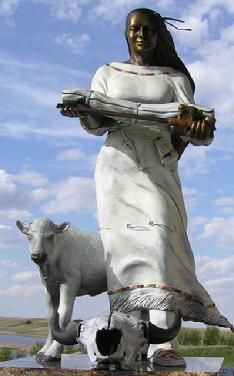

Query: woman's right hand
[59,104,103,128]
[60,105,82,118]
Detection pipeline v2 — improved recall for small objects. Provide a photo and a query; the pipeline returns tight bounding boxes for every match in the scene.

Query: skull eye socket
[27,234,33,240]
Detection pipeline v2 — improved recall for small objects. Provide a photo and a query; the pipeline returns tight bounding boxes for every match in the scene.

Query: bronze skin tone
[60,9,213,141]
[125,12,158,66]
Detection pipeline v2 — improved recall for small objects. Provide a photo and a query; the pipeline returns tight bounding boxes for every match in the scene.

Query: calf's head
[16,218,70,265]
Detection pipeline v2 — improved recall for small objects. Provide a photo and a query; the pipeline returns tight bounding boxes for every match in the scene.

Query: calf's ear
[16,220,29,235]
[55,222,70,234]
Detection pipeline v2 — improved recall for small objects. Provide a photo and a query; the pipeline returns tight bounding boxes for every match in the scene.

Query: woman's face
[126,12,158,56]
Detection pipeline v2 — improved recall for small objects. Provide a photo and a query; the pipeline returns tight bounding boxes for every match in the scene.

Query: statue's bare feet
[149,348,186,367]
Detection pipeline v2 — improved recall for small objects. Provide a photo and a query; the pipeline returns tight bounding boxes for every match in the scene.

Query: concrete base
[0,354,224,375]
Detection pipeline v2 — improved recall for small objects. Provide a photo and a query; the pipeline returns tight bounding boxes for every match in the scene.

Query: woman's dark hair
[125,8,195,94]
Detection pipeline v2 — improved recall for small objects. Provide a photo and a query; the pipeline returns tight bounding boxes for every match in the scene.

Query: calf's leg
[36,292,62,362]
[43,284,78,360]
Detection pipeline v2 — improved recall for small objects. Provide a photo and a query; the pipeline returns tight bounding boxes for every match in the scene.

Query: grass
[0,316,78,337]
[0,316,48,337]
[0,348,12,362]
[1,317,234,367]
[180,346,234,367]
[0,317,83,361]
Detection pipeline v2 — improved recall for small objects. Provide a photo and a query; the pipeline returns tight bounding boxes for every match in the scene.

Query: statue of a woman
[60,8,232,366]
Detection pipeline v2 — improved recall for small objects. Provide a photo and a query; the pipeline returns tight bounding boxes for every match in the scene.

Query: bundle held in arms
[57,89,216,136]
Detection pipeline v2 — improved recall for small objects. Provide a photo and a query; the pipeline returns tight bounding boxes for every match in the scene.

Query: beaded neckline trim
[106,64,171,76]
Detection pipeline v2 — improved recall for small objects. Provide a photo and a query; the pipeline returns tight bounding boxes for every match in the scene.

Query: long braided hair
[125,8,195,94]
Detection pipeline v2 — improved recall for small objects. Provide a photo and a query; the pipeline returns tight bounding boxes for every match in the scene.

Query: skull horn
[51,311,78,345]
[143,310,181,344]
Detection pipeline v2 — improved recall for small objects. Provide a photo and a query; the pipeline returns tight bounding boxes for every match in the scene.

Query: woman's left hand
[169,104,216,140]
[186,117,213,140]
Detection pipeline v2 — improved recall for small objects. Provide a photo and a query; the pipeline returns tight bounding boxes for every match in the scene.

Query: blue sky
[0,0,234,327]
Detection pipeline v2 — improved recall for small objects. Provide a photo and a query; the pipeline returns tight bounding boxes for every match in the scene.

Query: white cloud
[215,196,234,206]
[0,168,45,235]
[12,271,38,282]
[199,217,234,251]
[56,147,97,169]
[0,53,89,80]
[0,54,90,130]
[42,176,95,214]
[0,259,18,268]
[89,0,175,23]
[0,0,20,17]
[54,33,90,55]
[0,209,32,221]
[214,196,234,216]
[188,44,234,126]
[205,276,234,287]
[182,186,206,211]
[31,188,49,202]
[220,23,234,43]
[179,145,213,178]
[195,255,234,320]
[49,0,82,21]
[172,3,234,132]
[0,0,89,23]
[196,256,234,278]
[188,216,208,231]
[3,283,42,296]
[0,119,93,141]
[0,169,33,211]
[214,207,234,216]
[0,71,57,108]
[13,170,48,187]
[176,15,208,48]
[0,223,25,250]
[0,120,92,140]
[40,0,89,22]
[0,169,47,215]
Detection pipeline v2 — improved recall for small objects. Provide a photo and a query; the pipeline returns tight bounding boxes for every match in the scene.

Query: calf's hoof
[95,360,121,371]
[36,353,61,363]
[35,352,44,362]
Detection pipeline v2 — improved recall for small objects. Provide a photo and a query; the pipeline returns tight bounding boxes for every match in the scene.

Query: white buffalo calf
[16,217,107,362]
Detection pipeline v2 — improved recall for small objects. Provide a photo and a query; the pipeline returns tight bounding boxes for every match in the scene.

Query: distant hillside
[0,316,80,337]
[0,317,48,337]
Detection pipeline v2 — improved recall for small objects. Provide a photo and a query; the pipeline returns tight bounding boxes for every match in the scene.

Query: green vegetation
[0,316,79,337]
[0,348,12,362]
[180,346,234,367]
[64,345,79,354]
[30,342,78,355]
[0,316,48,337]
[178,328,202,346]
[1,317,234,367]
[30,342,44,355]
[178,327,234,367]
[203,326,220,345]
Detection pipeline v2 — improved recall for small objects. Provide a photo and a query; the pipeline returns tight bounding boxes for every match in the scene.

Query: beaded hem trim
[107,282,215,308]
[110,293,233,329]
[106,64,172,76]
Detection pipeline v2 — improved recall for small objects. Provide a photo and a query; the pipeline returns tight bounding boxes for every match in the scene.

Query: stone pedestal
[0,354,225,375]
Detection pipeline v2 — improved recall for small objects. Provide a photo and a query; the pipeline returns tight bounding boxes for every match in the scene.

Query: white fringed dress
[81,62,232,329]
